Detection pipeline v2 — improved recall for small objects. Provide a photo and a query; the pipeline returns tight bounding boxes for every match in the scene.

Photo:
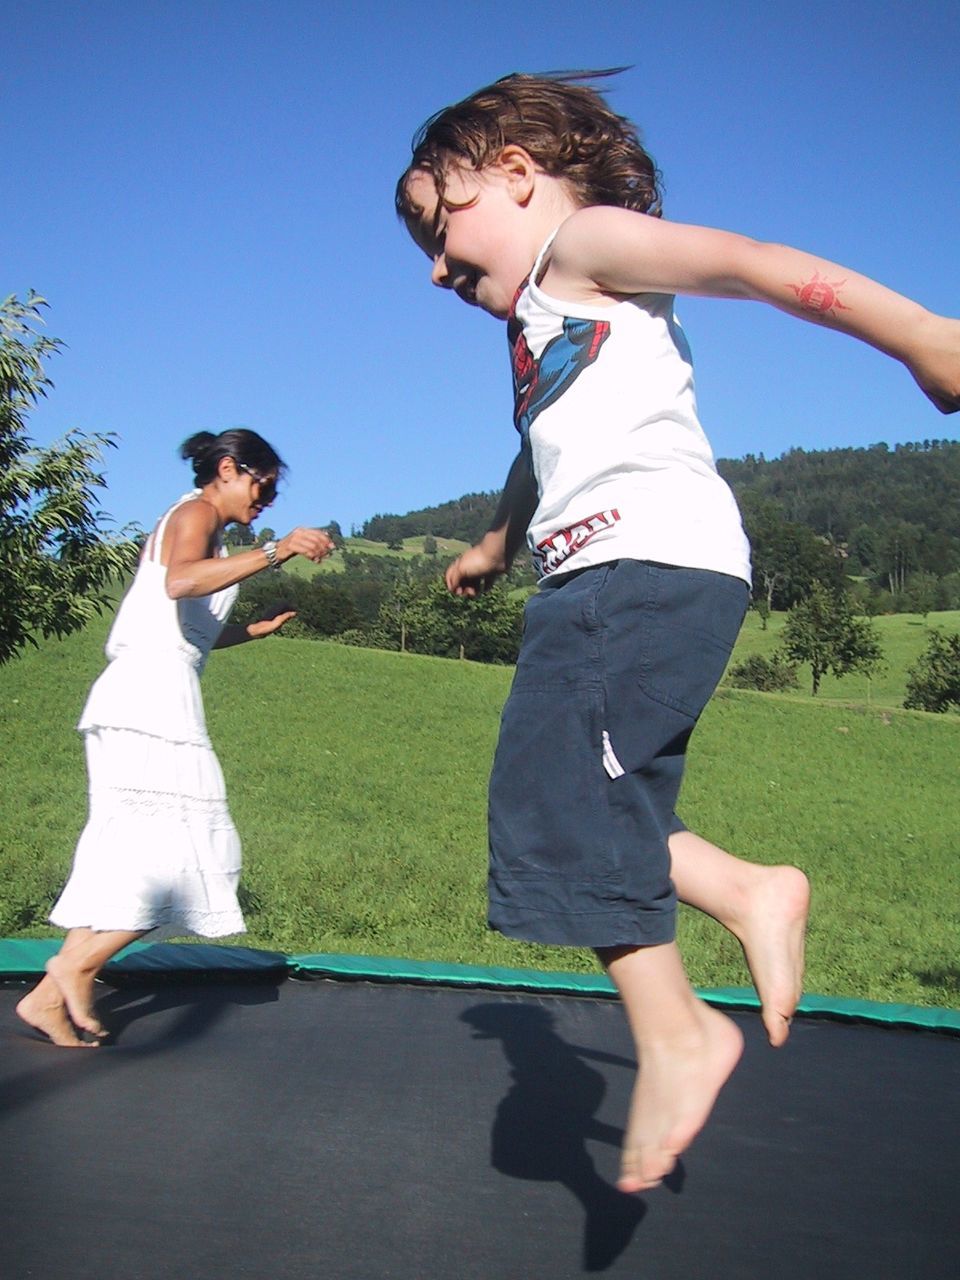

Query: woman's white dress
[49,493,246,938]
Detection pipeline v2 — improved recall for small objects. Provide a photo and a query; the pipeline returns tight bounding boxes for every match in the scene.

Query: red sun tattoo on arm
[787,270,852,318]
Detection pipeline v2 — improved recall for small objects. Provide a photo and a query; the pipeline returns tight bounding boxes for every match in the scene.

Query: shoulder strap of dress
[145,491,202,562]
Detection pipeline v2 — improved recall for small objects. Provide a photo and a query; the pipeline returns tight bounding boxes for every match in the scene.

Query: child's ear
[497,145,537,204]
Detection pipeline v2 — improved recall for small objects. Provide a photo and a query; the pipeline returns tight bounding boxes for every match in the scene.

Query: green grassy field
[1,609,957,1009]
[280,534,472,577]
[727,608,960,708]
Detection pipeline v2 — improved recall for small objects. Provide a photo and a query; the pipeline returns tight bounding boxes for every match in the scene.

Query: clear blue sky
[6,0,958,538]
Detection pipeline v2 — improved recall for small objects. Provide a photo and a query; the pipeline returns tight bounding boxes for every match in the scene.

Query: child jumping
[395,72,959,1194]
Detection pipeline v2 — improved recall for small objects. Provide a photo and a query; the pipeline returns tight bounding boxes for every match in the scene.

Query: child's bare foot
[667,833,809,1047]
[45,954,107,1038]
[733,866,809,1047]
[15,984,98,1048]
[618,1001,743,1193]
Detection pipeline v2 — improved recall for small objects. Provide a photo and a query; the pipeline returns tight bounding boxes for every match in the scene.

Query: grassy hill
[727,608,960,707]
[1,615,957,1008]
[280,534,472,577]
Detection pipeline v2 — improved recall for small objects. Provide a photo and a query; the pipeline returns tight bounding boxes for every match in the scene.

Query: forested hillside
[229,438,960,674]
[361,492,501,547]
[362,440,958,559]
[718,439,960,580]
[359,439,960,609]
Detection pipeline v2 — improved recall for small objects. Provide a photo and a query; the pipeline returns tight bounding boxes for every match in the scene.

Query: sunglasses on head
[236,460,278,507]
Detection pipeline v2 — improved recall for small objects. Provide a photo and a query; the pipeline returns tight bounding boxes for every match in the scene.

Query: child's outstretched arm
[446,449,538,597]
[549,208,960,414]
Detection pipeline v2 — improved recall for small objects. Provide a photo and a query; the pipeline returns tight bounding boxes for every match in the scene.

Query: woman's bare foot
[45,954,107,1038]
[619,1002,743,1193]
[15,980,98,1048]
[732,866,809,1047]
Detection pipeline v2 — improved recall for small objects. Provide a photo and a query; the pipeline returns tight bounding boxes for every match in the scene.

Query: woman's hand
[276,527,335,565]
[247,609,297,638]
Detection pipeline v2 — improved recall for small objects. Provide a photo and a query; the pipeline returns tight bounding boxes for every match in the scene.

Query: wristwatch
[261,540,281,571]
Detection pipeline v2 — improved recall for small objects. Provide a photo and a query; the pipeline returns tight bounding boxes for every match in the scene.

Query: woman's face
[218,457,277,526]
[233,460,277,523]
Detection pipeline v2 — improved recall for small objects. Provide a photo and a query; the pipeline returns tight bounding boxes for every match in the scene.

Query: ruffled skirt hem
[49,727,246,940]
[48,903,246,940]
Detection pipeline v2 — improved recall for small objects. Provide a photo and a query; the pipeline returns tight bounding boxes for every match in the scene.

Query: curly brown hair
[396,70,663,225]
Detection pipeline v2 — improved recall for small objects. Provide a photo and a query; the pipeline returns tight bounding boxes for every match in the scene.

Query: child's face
[403,164,539,320]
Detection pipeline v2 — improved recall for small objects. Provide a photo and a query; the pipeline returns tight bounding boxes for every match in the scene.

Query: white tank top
[104,491,238,673]
[510,230,752,583]
[77,493,238,743]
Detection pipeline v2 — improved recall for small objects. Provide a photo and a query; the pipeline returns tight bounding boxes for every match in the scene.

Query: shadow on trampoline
[462,1001,685,1271]
[94,975,283,1046]
[1,958,958,1279]
[2,976,283,1123]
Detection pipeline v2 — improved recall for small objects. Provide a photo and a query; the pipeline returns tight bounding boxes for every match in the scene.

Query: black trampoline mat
[2,978,958,1279]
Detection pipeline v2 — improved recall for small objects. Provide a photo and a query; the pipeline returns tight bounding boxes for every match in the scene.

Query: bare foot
[16,985,98,1048]
[733,866,810,1047]
[618,1002,743,1193]
[45,954,107,1038]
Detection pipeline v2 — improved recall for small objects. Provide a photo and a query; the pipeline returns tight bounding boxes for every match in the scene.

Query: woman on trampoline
[16,428,333,1048]
[396,72,960,1194]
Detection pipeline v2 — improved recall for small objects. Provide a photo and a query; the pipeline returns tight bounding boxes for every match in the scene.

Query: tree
[904,571,938,619]
[847,523,881,575]
[224,524,255,547]
[904,630,960,713]
[779,584,884,696]
[0,293,139,663]
[379,573,422,652]
[325,520,345,548]
[740,494,844,612]
[416,579,524,663]
[375,575,525,663]
[233,571,360,637]
[751,596,771,631]
[876,519,923,596]
[727,653,798,692]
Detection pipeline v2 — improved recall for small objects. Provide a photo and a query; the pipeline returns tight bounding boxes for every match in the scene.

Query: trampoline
[2,942,958,1280]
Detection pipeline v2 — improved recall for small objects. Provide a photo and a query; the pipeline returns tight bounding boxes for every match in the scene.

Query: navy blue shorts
[487,560,749,948]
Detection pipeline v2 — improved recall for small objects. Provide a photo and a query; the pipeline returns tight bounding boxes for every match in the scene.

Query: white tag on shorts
[602,730,626,780]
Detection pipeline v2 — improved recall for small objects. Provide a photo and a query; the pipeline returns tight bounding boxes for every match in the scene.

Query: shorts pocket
[632,566,747,720]
[489,684,617,883]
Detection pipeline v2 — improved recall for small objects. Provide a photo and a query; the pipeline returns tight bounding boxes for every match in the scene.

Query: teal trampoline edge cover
[2,939,958,1035]
[0,939,287,978]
